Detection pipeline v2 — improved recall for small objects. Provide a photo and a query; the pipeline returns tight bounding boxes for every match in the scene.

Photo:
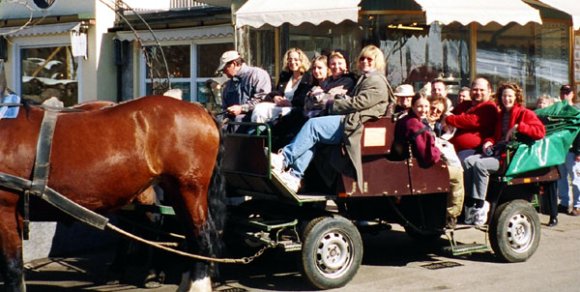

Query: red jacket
[446,100,499,151]
[484,103,546,145]
[394,112,441,168]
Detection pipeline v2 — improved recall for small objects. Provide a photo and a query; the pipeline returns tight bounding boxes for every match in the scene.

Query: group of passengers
[216,45,553,230]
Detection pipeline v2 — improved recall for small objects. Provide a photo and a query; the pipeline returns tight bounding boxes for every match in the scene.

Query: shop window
[477,21,569,106]
[288,22,361,70]
[144,45,191,100]
[362,14,470,102]
[196,42,234,107]
[20,46,78,106]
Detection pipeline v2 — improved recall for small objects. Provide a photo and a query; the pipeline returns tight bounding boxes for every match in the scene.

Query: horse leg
[173,184,213,292]
[0,207,26,292]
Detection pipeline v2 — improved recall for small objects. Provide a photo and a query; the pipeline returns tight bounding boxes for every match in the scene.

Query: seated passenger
[428,96,456,140]
[305,51,356,118]
[270,45,392,193]
[463,82,546,226]
[394,95,464,228]
[393,84,414,117]
[218,50,271,127]
[271,55,329,150]
[252,48,311,123]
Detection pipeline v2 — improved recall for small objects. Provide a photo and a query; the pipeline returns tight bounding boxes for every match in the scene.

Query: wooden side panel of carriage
[340,117,450,197]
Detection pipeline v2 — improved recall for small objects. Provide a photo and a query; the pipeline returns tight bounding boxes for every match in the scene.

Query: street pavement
[17,213,580,291]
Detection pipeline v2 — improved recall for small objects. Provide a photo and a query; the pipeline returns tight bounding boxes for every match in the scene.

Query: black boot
[548,216,558,227]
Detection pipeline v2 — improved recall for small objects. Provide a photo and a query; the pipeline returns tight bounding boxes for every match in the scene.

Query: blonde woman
[252,48,310,123]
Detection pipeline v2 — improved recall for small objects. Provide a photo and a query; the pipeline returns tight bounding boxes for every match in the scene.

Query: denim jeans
[558,152,580,208]
[463,154,500,201]
[282,115,344,178]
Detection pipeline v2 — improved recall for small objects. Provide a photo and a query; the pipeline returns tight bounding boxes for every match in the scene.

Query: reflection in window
[362,15,470,99]
[21,46,78,106]
[477,22,569,105]
[145,45,191,99]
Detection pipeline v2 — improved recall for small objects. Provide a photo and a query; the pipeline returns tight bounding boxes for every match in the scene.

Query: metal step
[444,243,490,256]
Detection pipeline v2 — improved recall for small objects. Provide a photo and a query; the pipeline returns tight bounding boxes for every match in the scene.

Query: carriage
[221,114,563,289]
[0,94,574,291]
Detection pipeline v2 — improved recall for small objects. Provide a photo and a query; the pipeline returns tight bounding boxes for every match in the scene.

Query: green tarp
[504,102,580,179]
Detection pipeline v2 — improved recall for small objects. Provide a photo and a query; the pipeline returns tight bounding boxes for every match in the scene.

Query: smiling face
[358,55,374,74]
[311,59,328,82]
[412,97,430,119]
[429,101,445,122]
[471,78,492,103]
[286,51,302,73]
[501,88,516,111]
[431,81,447,98]
[329,56,347,78]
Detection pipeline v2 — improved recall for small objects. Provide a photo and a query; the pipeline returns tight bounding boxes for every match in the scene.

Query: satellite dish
[33,0,56,9]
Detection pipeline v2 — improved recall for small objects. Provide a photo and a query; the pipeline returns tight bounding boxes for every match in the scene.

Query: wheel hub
[506,213,533,252]
[316,232,352,277]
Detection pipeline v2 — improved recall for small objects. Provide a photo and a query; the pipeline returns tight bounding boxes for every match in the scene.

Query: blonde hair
[357,45,386,74]
[282,48,311,74]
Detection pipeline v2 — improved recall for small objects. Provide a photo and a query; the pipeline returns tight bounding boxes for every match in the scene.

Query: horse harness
[0,108,109,239]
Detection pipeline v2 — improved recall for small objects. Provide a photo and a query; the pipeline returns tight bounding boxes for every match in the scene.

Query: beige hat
[217,50,241,72]
[394,84,415,97]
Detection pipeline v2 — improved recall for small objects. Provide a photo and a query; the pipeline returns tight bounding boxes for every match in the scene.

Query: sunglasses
[359,56,374,62]
[430,106,443,114]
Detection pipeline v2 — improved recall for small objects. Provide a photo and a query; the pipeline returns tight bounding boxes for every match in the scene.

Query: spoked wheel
[301,216,363,290]
[489,199,541,263]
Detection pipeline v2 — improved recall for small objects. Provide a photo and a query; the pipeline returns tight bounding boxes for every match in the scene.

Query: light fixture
[387,24,424,31]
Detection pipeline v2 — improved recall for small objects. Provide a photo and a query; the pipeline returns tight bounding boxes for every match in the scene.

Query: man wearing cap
[557,84,580,216]
[217,50,272,122]
[393,84,414,116]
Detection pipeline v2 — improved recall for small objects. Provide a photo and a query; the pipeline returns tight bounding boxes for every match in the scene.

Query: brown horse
[0,95,225,291]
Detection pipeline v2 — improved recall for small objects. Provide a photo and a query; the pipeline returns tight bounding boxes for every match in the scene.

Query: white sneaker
[278,170,301,193]
[270,151,285,174]
[473,201,490,226]
[464,205,476,225]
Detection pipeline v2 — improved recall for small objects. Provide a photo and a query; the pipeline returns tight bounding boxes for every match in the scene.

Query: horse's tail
[204,116,226,258]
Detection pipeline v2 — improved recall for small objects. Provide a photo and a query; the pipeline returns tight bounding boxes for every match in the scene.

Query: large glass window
[476,21,569,106]
[362,14,470,100]
[145,44,191,99]
[21,46,78,106]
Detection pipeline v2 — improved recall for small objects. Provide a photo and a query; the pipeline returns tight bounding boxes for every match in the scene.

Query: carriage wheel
[489,199,541,263]
[301,216,363,289]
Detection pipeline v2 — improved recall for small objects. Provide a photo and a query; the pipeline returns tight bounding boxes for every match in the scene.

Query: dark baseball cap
[560,84,572,93]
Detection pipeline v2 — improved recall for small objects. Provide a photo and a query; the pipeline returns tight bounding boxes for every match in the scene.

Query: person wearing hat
[393,84,414,116]
[557,84,580,216]
[217,50,272,124]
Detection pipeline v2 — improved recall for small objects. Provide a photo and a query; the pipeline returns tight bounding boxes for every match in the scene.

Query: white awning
[235,0,360,28]
[0,22,81,38]
[536,0,580,30]
[114,24,233,42]
[414,0,542,26]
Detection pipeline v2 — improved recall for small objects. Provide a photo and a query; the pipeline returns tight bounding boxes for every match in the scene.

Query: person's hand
[309,86,324,97]
[273,96,291,106]
[227,105,243,116]
[505,124,519,141]
[482,141,494,156]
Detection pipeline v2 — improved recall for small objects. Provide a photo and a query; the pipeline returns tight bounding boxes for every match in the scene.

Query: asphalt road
[17,213,580,292]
